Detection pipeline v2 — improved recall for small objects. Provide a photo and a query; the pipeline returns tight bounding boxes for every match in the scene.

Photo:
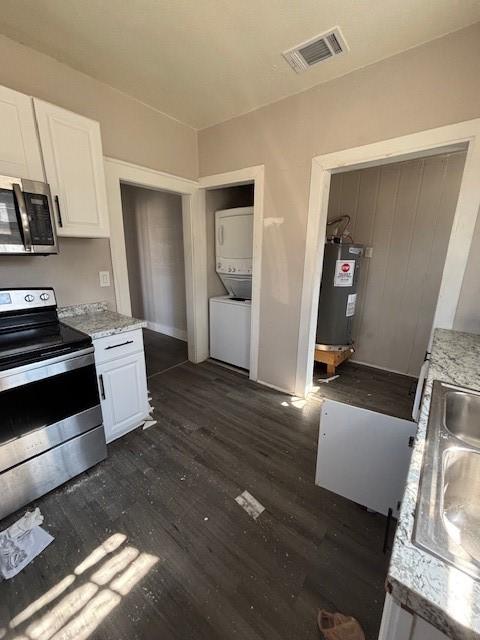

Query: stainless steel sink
[445,389,480,447]
[414,381,480,579]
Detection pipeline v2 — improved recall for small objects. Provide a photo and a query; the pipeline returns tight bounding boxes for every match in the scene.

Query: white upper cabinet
[33,99,110,238]
[0,85,44,181]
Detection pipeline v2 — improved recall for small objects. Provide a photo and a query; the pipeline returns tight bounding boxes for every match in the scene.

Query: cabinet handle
[99,374,106,399]
[55,195,63,227]
[105,340,134,350]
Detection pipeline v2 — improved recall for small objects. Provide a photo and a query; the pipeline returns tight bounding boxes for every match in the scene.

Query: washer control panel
[0,288,56,312]
[216,259,252,275]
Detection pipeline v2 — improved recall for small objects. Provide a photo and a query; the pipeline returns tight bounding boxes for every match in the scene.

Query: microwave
[0,175,58,255]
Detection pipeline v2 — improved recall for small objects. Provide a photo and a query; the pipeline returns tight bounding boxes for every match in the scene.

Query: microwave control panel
[24,193,55,245]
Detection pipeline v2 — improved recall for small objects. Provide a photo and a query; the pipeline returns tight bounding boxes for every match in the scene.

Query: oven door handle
[12,183,33,253]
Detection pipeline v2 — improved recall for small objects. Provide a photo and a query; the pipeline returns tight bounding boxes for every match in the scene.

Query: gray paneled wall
[327,150,466,376]
[121,184,187,340]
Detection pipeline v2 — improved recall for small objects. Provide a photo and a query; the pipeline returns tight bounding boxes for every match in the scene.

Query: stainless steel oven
[0,288,105,521]
[0,175,58,255]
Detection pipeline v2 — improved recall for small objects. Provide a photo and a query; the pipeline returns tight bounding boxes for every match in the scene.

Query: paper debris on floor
[142,419,158,430]
[317,375,339,384]
[0,508,54,580]
[235,490,265,520]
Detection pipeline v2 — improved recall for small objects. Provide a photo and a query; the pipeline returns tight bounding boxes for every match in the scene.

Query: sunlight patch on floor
[8,534,159,640]
[280,396,308,409]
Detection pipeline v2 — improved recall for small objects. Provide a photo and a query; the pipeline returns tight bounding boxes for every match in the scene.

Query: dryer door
[216,212,253,261]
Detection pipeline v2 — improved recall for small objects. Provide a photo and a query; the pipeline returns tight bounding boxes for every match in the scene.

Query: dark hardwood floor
[313,360,417,421]
[0,339,393,640]
[143,328,188,377]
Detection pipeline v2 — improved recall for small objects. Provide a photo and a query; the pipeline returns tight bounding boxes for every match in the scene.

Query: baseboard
[350,358,417,378]
[257,379,292,395]
[146,321,187,342]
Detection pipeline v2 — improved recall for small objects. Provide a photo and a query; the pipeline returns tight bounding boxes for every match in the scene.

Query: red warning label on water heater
[334,260,355,287]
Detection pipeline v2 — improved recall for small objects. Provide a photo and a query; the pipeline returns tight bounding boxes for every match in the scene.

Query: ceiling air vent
[282,27,348,73]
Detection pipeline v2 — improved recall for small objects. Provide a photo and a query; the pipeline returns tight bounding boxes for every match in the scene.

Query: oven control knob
[40,293,50,301]
[24,294,34,302]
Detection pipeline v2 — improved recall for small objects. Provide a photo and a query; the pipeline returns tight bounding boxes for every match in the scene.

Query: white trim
[104,157,208,364]
[296,118,480,397]
[146,321,188,342]
[199,165,264,383]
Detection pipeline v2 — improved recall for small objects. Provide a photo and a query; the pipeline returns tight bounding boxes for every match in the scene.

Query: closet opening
[120,183,188,375]
[313,146,468,420]
[205,183,255,373]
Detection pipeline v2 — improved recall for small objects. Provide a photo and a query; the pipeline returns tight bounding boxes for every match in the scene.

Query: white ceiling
[1,0,479,129]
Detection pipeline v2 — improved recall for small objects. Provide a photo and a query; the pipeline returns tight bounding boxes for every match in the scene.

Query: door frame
[104,157,208,364]
[199,165,264,382]
[295,118,480,397]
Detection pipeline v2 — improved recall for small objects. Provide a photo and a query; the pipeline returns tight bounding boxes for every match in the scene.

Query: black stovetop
[0,308,91,371]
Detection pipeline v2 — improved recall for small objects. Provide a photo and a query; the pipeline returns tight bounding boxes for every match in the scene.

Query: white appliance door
[210,299,251,369]
[216,213,253,260]
[220,275,252,299]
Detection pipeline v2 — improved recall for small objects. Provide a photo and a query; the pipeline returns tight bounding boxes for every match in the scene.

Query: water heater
[316,242,364,346]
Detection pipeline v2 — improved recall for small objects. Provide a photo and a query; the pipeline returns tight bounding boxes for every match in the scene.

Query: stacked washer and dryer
[209,207,253,370]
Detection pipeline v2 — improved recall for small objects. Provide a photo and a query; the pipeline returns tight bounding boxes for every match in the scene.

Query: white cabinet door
[33,99,110,237]
[316,400,417,516]
[379,595,448,640]
[0,85,43,181]
[98,352,148,443]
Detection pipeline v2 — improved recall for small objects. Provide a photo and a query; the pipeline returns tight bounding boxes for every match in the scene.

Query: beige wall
[0,33,197,312]
[198,23,480,391]
[205,185,254,299]
[0,238,115,308]
[121,184,187,338]
[0,35,197,179]
[328,151,466,376]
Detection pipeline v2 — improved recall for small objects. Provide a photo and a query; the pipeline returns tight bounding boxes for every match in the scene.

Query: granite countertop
[388,328,480,639]
[58,302,146,339]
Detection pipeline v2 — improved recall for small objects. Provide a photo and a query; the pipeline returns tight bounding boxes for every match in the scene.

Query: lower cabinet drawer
[94,329,144,365]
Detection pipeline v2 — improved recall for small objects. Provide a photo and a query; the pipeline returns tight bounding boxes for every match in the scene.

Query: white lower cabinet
[379,594,448,640]
[94,329,149,443]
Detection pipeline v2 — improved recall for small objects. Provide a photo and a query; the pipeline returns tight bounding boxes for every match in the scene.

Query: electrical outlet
[365,246,373,258]
[99,271,111,287]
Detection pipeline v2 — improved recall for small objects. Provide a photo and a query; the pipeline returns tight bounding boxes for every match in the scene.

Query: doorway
[120,183,189,375]
[296,119,480,398]
[199,165,265,382]
[104,157,208,365]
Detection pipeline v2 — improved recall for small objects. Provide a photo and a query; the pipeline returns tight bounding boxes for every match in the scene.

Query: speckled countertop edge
[388,328,480,639]
[58,302,146,339]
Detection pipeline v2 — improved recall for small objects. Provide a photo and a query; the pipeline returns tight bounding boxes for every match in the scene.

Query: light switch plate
[99,271,111,287]
[365,246,373,258]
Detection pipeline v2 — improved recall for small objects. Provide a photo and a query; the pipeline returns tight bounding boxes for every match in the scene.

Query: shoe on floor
[317,610,365,640]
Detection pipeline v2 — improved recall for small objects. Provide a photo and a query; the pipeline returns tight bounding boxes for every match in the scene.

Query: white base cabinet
[379,594,448,640]
[94,329,149,443]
